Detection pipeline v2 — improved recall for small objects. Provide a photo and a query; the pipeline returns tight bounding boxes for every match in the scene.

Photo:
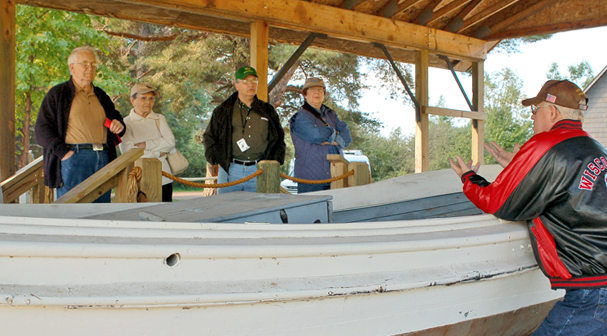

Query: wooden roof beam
[478,0,554,39]
[424,0,472,27]
[379,0,419,19]
[443,0,483,32]
[456,0,520,34]
[118,0,487,61]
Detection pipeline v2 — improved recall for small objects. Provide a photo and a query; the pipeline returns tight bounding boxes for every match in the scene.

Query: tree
[491,35,553,54]
[546,60,595,89]
[484,68,533,164]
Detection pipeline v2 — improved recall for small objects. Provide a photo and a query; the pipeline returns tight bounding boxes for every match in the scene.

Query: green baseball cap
[235,66,258,80]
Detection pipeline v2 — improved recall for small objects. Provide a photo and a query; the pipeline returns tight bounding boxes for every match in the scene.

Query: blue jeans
[297,181,330,194]
[57,148,111,203]
[533,288,607,336]
[217,163,258,194]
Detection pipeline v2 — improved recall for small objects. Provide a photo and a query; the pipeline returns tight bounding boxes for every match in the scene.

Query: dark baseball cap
[522,80,588,110]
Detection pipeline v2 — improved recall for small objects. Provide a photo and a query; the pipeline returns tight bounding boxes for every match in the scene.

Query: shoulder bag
[154,118,189,175]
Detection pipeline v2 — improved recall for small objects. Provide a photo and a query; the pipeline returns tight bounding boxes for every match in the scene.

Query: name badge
[237,138,250,152]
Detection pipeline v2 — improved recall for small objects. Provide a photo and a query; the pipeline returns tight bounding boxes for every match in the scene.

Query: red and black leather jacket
[461,120,607,289]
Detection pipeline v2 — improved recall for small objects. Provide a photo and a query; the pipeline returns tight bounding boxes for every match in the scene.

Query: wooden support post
[30,167,46,204]
[113,162,135,203]
[415,50,429,173]
[472,61,485,165]
[348,162,370,187]
[327,154,349,189]
[136,158,162,202]
[257,160,280,193]
[0,0,16,182]
[251,20,269,102]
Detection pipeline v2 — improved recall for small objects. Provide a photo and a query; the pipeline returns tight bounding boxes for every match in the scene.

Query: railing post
[257,160,280,193]
[30,167,45,204]
[113,162,135,203]
[136,158,162,202]
[327,154,349,189]
[348,162,370,187]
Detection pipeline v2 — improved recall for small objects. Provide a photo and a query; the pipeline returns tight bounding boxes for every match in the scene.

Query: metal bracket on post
[372,42,420,122]
[438,54,474,111]
[268,32,327,93]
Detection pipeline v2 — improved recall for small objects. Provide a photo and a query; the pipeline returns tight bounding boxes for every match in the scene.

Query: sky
[360,25,607,137]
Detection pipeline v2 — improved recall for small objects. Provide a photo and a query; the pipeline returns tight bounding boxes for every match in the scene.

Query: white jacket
[120,109,176,185]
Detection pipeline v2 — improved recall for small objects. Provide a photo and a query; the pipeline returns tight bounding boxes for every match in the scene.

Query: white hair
[551,101,585,123]
[67,46,98,65]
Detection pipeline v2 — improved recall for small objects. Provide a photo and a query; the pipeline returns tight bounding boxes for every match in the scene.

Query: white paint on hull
[0,212,563,335]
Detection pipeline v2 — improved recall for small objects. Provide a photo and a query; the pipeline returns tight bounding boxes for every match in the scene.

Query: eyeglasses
[75,62,98,69]
[530,104,550,115]
[308,87,325,93]
[239,78,258,85]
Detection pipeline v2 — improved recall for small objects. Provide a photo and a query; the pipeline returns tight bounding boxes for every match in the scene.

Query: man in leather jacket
[450,80,607,335]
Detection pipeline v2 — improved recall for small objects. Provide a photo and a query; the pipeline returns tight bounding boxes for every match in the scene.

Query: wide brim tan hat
[303,77,326,90]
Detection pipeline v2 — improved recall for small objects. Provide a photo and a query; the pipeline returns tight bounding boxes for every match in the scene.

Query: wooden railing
[327,154,371,189]
[55,148,145,203]
[0,156,52,204]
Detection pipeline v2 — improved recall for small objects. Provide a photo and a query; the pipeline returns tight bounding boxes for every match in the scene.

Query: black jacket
[462,120,607,289]
[203,92,286,172]
[34,78,126,188]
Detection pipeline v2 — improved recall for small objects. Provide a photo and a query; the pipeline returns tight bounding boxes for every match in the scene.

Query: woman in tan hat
[289,77,351,193]
[120,83,177,201]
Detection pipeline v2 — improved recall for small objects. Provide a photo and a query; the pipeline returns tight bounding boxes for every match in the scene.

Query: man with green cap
[203,66,285,193]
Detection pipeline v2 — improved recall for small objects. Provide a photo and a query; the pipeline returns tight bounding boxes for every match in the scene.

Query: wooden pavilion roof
[19,0,606,71]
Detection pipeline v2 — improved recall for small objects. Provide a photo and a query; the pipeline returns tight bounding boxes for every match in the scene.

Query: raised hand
[484,141,519,168]
[449,155,480,178]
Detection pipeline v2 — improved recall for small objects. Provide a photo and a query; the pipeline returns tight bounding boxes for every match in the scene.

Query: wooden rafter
[456,0,521,34]
[486,16,607,40]
[424,0,472,27]
[413,0,443,25]
[343,0,374,11]
[443,0,483,31]
[102,29,180,41]
[340,0,364,10]
[379,0,419,19]
[480,0,554,39]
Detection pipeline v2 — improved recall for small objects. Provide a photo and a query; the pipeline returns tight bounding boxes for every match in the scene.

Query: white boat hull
[0,211,563,335]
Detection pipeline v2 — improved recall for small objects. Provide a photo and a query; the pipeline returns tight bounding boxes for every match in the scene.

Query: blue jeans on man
[533,288,607,336]
[57,146,111,203]
[217,162,258,194]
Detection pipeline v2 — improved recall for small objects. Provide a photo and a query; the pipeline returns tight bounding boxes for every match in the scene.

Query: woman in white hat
[120,83,177,201]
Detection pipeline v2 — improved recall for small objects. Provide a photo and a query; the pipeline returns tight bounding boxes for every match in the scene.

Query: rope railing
[127,166,143,203]
[162,170,263,188]
[280,170,355,184]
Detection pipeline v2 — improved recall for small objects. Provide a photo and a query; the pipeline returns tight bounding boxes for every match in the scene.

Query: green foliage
[484,68,533,164]
[546,62,564,81]
[491,35,553,54]
[546,60,595,90]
